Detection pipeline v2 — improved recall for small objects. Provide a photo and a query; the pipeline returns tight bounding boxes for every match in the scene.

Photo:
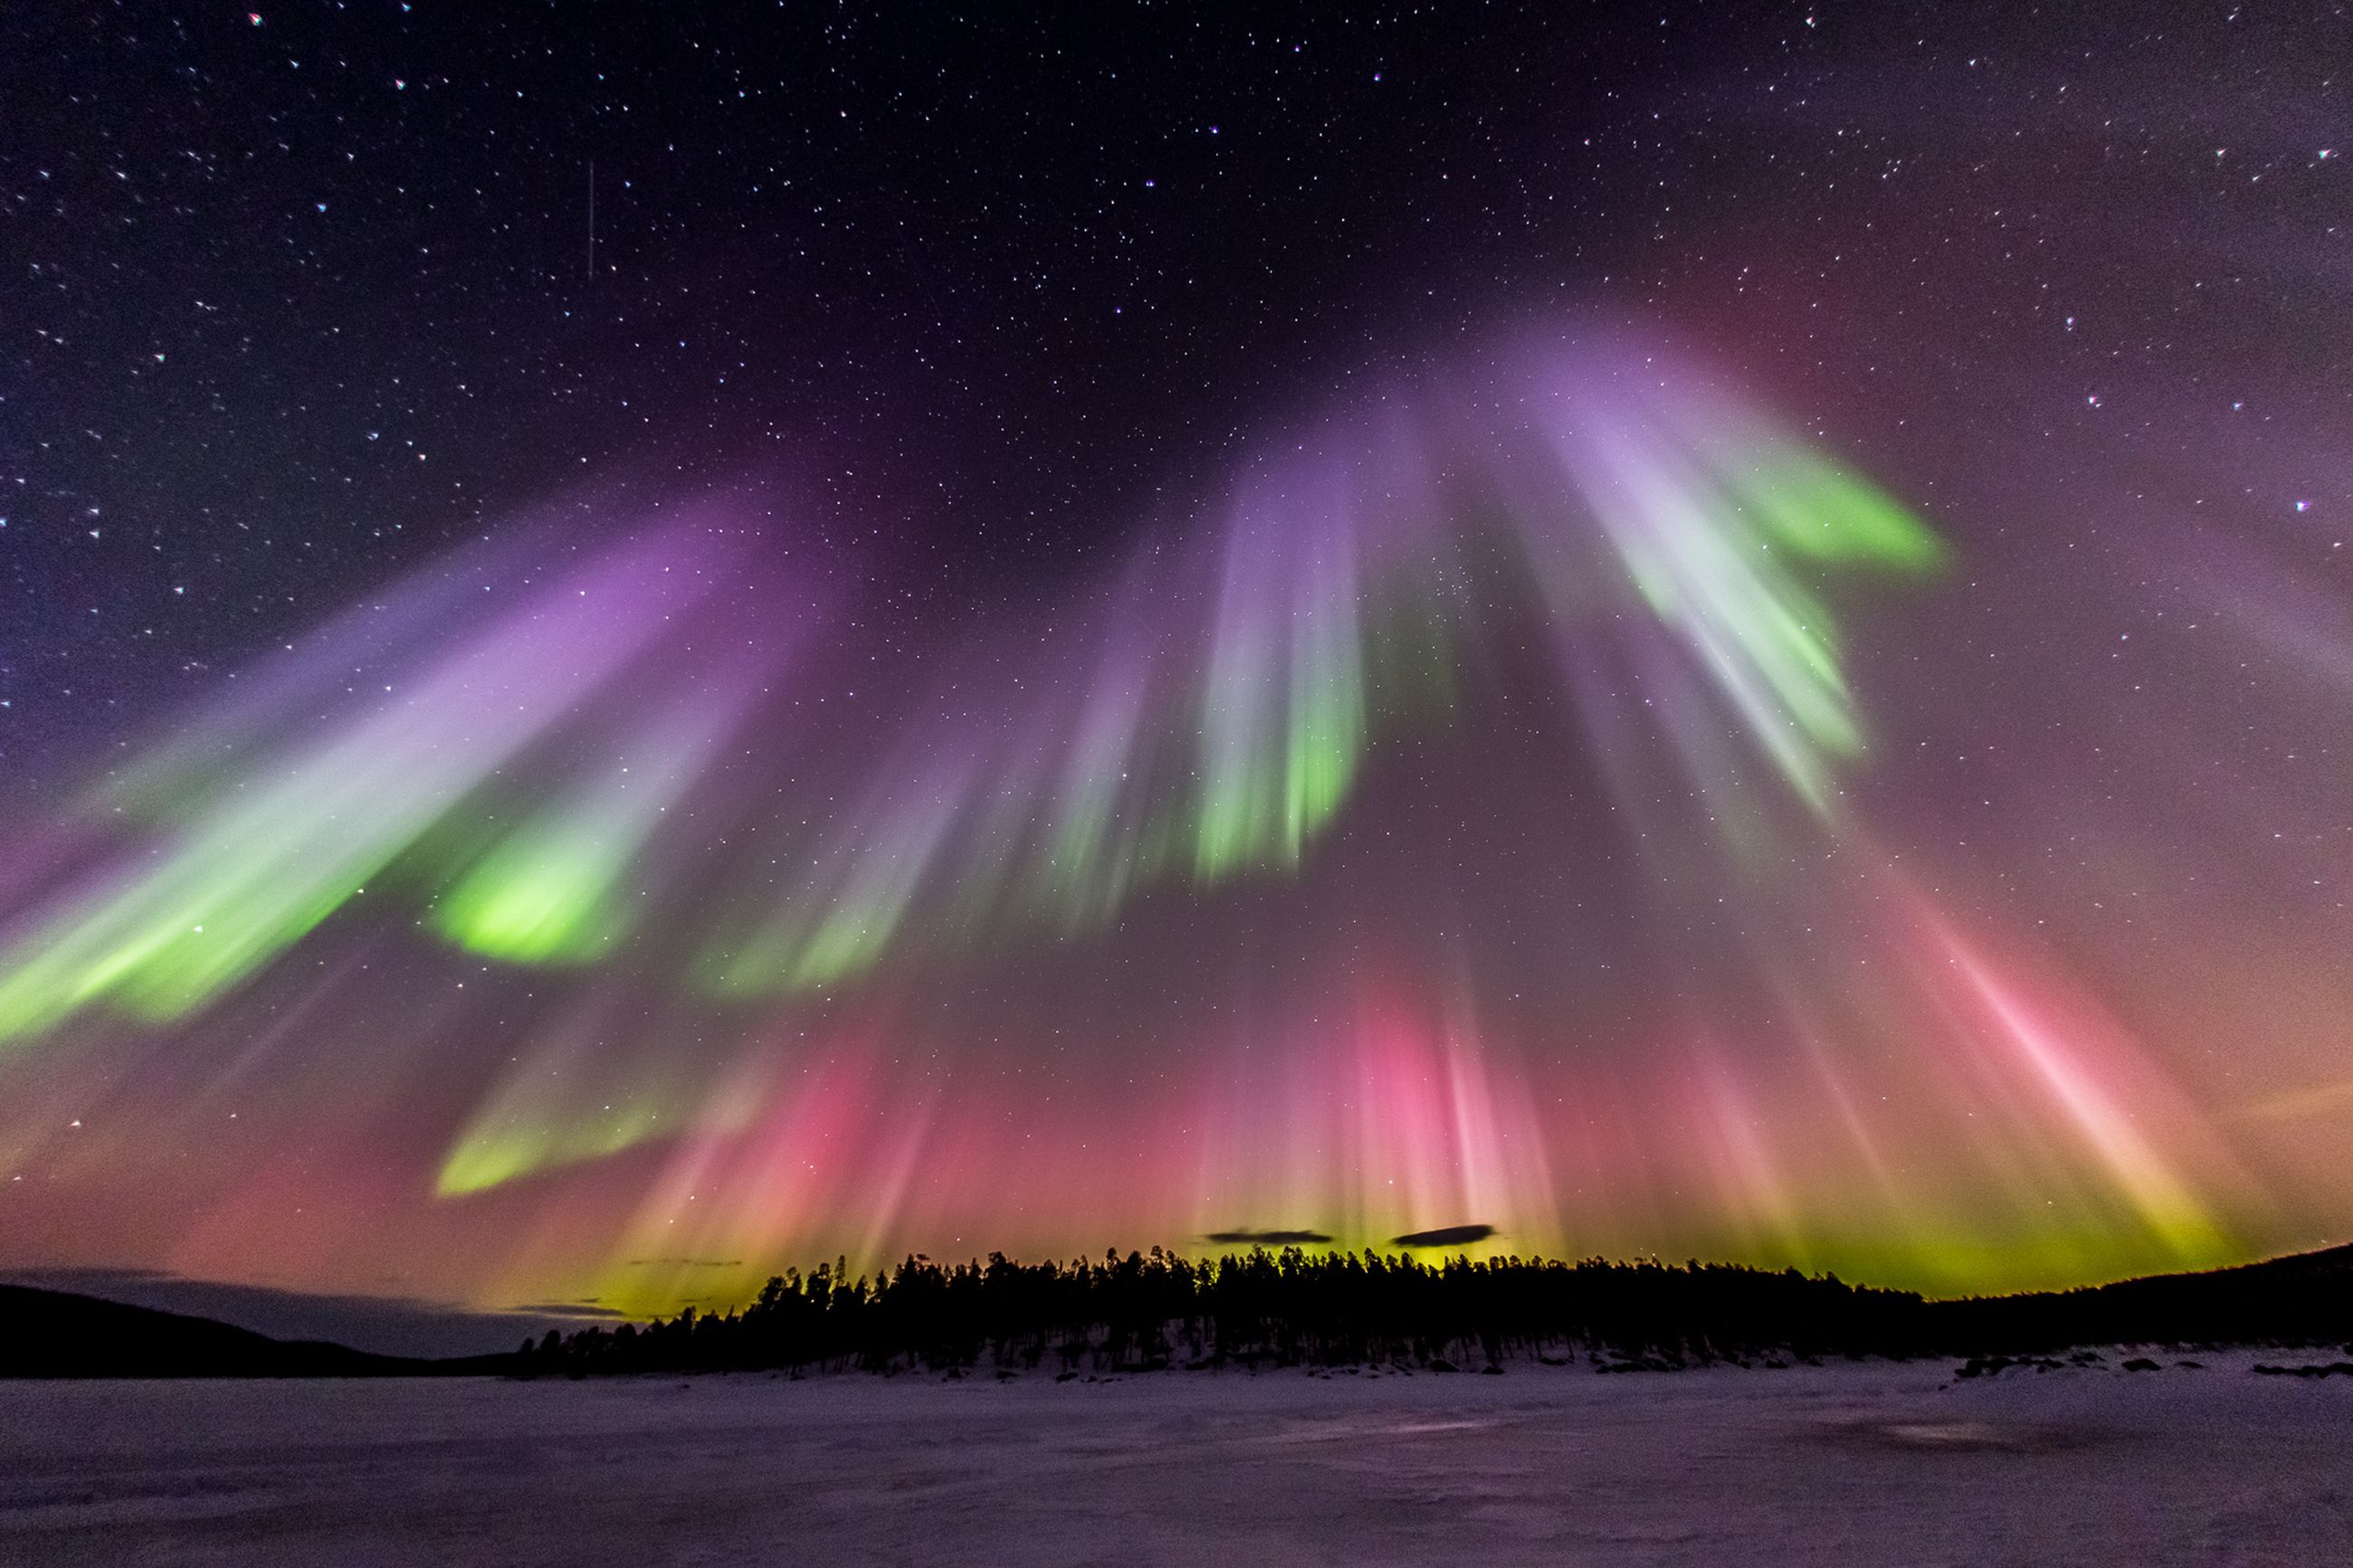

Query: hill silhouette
[1935,1240,2353,1350]
[0,1286,507,1379]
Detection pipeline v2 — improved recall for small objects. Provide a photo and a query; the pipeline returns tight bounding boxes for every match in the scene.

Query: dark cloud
[1205,1230,1335,1246]
[506,1302,627,1320]
[1390,1225,1496,1250]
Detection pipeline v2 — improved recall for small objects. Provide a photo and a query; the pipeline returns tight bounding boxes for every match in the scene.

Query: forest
[518,1241,2353,1378]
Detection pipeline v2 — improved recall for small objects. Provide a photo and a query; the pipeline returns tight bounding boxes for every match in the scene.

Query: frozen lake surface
[4,1352,2348,1565]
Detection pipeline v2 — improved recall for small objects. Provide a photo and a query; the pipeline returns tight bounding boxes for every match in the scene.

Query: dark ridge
[13,1242,2351,1380]
[0,1287,509,1379]
[1939,1240,2353,1348]
[1392,1224,1495,1249]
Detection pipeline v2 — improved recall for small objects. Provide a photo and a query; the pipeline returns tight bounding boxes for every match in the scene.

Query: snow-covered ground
[3,1351,2347,1565]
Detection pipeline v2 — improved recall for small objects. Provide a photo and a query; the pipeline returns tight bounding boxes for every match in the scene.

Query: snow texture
[3,1352,2348,1565]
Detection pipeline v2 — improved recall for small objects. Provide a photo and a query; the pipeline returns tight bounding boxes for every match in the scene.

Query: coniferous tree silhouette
[509,1242,2353,1380]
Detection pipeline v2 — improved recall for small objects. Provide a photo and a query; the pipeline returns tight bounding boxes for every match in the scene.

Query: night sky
[3,4,2348,1323]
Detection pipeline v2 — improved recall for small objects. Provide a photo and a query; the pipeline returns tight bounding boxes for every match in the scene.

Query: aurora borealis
[4,5,2348,1326]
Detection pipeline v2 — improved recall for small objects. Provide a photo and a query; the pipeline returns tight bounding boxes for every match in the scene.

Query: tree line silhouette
[516,1240,2353,1378]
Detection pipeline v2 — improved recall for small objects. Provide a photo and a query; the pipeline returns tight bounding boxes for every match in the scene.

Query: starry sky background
[2,3,2348,1329]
